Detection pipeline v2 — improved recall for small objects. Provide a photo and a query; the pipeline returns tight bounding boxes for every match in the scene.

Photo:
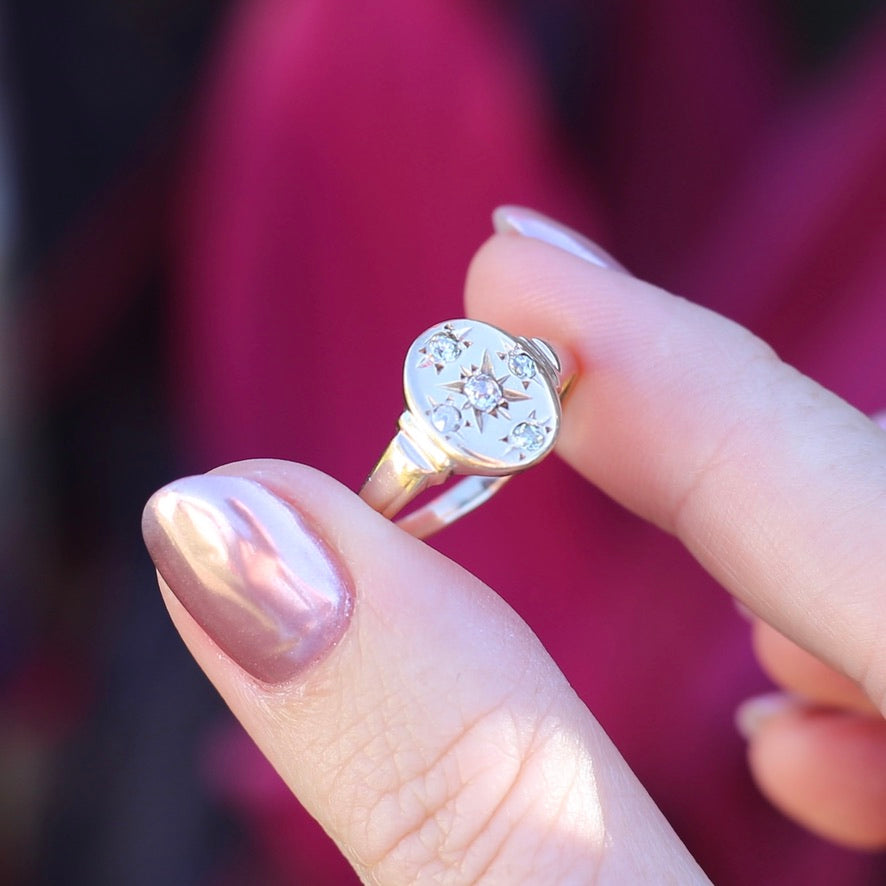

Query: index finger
[466,214,886,708]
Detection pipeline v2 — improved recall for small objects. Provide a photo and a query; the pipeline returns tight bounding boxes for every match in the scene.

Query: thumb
[142,459,706,884]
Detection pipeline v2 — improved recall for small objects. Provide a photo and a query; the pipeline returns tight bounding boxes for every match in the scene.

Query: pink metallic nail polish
[142,475,354,684]
[492,205,627,273]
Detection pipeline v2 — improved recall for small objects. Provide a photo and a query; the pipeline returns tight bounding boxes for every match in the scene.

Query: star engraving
[498,410,552,460]
[498,347,539,389]
[417,324,472,373]
[440,349,531,432]
[424,395,463,437]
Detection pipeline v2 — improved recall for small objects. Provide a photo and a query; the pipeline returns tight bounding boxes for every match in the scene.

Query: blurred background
[2,1,885,883]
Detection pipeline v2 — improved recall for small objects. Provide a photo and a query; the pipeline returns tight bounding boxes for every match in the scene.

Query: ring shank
[359,427,511,539]
[358,430,439,519]
[394,475,510,538]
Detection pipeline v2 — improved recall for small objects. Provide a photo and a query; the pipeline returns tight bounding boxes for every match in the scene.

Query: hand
[142,208,886,882]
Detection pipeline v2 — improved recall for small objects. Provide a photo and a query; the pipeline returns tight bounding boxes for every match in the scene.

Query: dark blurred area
[1,1,884,884]
[2,3,238,883]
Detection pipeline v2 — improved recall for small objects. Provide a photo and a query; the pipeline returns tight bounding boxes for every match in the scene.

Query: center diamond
[439,348,532,432]
[463,373,502,412]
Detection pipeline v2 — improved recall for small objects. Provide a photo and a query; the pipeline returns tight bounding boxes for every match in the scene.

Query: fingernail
[735,692,806,740]
[492,205,627,272]
[142,474,354,684]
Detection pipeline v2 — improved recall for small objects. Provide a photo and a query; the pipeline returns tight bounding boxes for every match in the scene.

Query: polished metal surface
[360,319,568,538]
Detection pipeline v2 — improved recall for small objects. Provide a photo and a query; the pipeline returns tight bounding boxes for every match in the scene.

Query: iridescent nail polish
[142,475,354,684]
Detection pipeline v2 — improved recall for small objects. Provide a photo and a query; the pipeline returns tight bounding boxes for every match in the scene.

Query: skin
[153,232,886,881]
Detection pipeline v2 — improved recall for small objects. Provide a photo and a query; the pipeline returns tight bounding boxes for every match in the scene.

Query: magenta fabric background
[169,1,886,882]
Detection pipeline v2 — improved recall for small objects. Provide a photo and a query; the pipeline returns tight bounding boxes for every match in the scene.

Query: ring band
[359,319,570,538]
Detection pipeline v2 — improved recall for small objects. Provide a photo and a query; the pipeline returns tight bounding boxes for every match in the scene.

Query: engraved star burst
[497,347,538,390]
[499,410,553,461]
[416,324,472,373]
[423,395,463,437]
[440,350,531,432]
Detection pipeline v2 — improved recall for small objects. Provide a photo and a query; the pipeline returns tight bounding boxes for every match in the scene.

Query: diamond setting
[427,332,461,364]
[508,351,537,381]
[431,403,462,434]
[463,374,502,412]
[511,421,546,452]
[405,319,562,472]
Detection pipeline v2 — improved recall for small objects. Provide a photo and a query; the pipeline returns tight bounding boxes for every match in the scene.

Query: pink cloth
[172,1,886,882]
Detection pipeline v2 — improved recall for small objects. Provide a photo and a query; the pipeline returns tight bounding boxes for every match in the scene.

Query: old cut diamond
[431,403,462,434]
[463,374,502,412]
[508,351,537,380]
[427,332,460,364]
[512,421,545,452]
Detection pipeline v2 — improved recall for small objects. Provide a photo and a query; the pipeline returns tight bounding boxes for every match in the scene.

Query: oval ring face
[404,320,561,473]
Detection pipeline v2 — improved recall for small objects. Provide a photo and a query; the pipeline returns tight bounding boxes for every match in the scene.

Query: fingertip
[141,468,356,686]
[491,205,628,272]
[751,620,878,715]
[746,705,886,850]
[735,691,806,741]
[467,213,886,710]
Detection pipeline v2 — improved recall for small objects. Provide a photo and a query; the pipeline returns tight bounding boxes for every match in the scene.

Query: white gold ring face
[404,320,562,475]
